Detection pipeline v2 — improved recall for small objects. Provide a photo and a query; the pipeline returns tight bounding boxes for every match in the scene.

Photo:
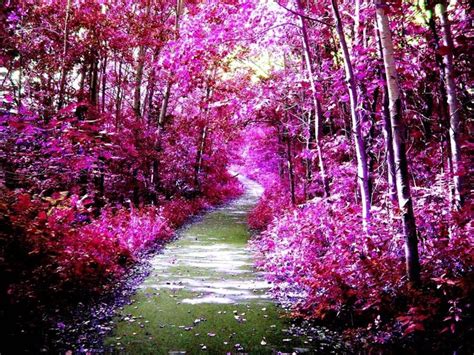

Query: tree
[375,0,420,284]
[438,0,463,210]
[295,0,330,198]
[331,0,371,223]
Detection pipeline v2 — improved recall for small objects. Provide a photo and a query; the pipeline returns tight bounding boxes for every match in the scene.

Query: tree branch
[276,1,334,28]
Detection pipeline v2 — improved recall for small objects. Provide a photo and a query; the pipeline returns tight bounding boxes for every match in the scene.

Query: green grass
[105,289,304,354]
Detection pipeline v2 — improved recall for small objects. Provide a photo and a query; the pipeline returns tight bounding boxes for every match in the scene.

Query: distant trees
[1,0,260,203]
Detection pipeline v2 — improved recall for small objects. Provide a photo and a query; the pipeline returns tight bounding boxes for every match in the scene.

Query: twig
[275,1,334,28]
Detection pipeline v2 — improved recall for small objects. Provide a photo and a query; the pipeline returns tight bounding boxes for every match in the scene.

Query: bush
[0,189,173,302]
[252,192,473,345]
[248,183,292,230]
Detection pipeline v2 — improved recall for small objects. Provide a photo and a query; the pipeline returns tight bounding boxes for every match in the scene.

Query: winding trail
[105,176,316,353]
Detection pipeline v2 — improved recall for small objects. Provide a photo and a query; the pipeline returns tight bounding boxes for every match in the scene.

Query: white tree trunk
[375,27,397,207]
[296,0,330,197]
[376,0,420,284]
[439,2,463,210]
[331,0,371,223]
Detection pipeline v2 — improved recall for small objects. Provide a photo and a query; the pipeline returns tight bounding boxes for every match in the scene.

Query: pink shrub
[1,190,173,299]
[248,183,292,230]
[201,173,244,205]
[162,197,207,227]
[252,192,473,339]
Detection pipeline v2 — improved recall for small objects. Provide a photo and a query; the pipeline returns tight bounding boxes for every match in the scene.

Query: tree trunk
[101,55,107,113]
[376,0,420,285]
[285,127,296,206]
[133,0,152,118]
[93,157,105,215]
[133,45,146,117]
[89,55,99,106]
[194,85,212,189]
[426,6,452,208]
[277,126,284,178]
[158,82,171,127]
[144,65,156,122]
[296,0,330,197]
[157,0,184,128]
[115,60,123,126]
[331,0,371,223]
[132,168,140,207]
[439,1,463,210]
[194,125,208,189]
[57,0,71,110]
[17,55,22,108]
[304,111,312,200]
[376,27,397,206]
[79,60,87,100]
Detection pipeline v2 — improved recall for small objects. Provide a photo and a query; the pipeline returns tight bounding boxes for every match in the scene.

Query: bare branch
[275,1,334,28]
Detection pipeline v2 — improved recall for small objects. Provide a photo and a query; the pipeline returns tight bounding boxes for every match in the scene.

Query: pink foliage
[248,183,292,230]
[1,190,173,298]
[252,186,472,341]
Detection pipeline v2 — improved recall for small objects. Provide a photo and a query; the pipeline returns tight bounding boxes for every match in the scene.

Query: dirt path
[104,176,317,353]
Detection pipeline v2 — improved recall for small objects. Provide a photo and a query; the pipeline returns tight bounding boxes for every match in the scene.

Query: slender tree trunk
[314,100,329,197]
[304,111,312,199]
[101,55,107,113]
[158,0,184,128]
[79,60,87,100]
[146,56,158,123]
[158,82,171,127]
[194,85,212,189]
[146,70,155,122]
[133,168,140,207]
[426,7,452,208]
[115,60,123,126]
[376,0,420,285]
[94,157,105,215]
[194,125,208,189]
[58,0,71,110]
[300,56,312,200]
[296,0,330,197]
[89,55,99,106]
[134,45,146,117]
[285,127,296,206]
[133,0,151,118]
[376,27,397,206]
[17,55,22,108]
[332,0,371,222]
[277,126,284,178]
[382,84,398,205]
[439,1,463,210]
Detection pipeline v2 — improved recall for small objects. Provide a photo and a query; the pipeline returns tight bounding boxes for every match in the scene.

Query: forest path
[104,175,317,353]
